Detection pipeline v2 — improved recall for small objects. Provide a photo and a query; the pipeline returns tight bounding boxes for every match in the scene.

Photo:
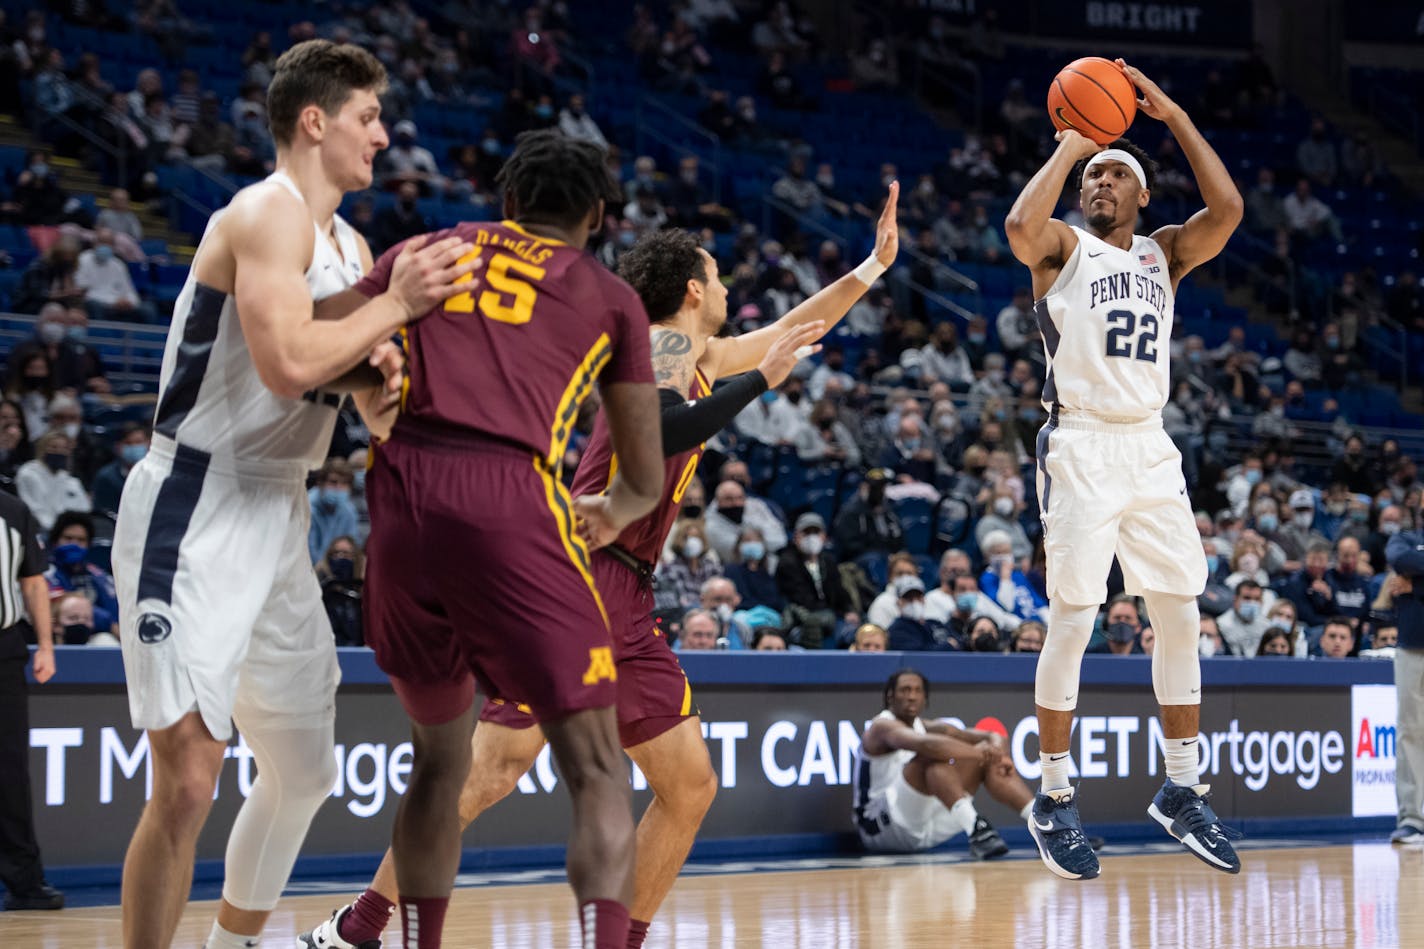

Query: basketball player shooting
[301,189,900,949]
[1004,60,1244,880]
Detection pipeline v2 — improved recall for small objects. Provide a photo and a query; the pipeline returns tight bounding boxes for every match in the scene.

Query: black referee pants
[0,655,44,896]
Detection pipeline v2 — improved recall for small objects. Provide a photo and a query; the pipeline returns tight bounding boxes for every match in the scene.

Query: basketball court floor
[2,836,1418,948]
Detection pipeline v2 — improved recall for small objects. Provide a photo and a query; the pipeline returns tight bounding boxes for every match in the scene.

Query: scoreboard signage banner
[1038,2,1254,47]
[894,1,1254,46]
[27,677,1360,868]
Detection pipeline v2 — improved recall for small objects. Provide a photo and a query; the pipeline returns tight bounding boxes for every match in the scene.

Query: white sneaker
[297,905,380,949]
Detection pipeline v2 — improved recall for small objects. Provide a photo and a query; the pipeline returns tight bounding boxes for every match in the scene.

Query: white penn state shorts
[858,771,962,853]
[1035,412,1207,606]
[112,437,339,742]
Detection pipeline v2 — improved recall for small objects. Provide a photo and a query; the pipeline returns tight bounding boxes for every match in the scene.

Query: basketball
[1048,57,1138,145]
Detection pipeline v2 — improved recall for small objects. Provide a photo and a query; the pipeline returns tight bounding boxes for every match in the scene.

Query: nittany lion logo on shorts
[136,613,173,644]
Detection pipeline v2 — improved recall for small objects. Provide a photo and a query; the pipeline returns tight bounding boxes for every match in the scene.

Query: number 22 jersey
[1034,225,1174,421]
[355,220,654,467]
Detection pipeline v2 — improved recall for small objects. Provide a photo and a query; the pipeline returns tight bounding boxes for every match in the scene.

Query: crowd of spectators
[0,2,1420,661]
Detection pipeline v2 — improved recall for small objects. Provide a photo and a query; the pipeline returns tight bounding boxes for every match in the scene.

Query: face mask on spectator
[955,592,978,613]
[1206,554,1219,573]
[121,443,148,465]
[94,245,115,263]
[1349,509,1368,524]
[328,556,355,582]
[720,504,744,524]
[1257,513,1278,532]
[681,504,702,519]
[968,331,987,345]
[798,534,824,557]
[973,629,999,651]
[1238,554,1260,574]
[1244,469,1261,486]
[30,161,49,178]
[1237,601,1260,622]
[319,486,348,508]
[62,622,93,645]
[1199,636,1218,658]
[43,452,69,472]
[902,438,920,453]
[60,422,80,440]
[38,322,66,346]
[66,324,86,343]
[53,543,87,570]
[1292,512,1313,529]
[993,497,1014,518]
[739,541,765,562]
[901,601,925,622]
[714,603,733,623]
[682,536,705,560]
[1381,521,1401,536]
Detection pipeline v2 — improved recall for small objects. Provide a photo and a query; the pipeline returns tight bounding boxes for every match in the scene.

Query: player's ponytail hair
[1072,137,1158,191]
[267,40,387,148]
[618,229,708,323]
[497,129,620,230]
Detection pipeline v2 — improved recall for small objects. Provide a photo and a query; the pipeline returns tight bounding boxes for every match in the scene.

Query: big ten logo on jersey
[582,646,617,685]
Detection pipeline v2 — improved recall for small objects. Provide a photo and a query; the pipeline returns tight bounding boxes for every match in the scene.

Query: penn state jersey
[1034,225,1174,420]
[851,710,926,815]
[151,171,363,472]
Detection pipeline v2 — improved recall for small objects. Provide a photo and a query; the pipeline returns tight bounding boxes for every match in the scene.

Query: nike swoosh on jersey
[1088,251,1106,258]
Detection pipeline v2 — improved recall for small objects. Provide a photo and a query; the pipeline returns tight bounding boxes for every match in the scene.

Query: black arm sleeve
[659,370,769,456]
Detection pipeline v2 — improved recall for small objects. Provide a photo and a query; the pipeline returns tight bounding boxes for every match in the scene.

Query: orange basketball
[1047,57,1138,146]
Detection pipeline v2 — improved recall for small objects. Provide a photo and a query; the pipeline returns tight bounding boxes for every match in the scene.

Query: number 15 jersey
[1034,225,1174,421]
[355,220,653,468]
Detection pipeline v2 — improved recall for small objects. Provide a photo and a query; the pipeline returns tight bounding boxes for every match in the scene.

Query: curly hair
[496,129,619,230]
[616,228,708,323]
[1072,137,1159,191]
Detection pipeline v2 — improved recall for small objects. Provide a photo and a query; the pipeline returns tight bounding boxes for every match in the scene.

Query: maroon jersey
[570,367,710,563]
[356,221,654,466]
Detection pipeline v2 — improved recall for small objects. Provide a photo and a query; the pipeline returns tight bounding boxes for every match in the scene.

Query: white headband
[1085,149,1147,190]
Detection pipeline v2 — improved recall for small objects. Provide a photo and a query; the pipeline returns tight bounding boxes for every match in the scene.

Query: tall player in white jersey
[110,41,475,949]
[1005,60,1244,881]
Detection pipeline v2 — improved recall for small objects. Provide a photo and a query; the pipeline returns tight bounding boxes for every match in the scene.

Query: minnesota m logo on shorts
[582,647,617,685]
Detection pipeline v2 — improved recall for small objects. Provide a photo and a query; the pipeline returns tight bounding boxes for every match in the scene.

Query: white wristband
[853,255,887,286]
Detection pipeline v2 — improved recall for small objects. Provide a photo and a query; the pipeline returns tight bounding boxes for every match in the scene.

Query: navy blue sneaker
[1028,787,1100,880]
[1148,782,1242,874]
[1389,824,1424,846]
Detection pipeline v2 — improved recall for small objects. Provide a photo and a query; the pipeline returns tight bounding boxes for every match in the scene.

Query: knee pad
[1143,591,1201,706]
[1034,600,1098,711]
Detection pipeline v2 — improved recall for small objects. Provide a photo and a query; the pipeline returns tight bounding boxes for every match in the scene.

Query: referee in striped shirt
[0,490,62,911]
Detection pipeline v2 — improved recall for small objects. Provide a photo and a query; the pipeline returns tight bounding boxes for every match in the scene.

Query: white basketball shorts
[112,438,339,742]
[1035,413,1207,607]
[859,771,962,853]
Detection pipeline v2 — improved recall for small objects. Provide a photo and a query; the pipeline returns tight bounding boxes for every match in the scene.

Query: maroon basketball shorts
[365,432,618,726]
[478,550,697,747]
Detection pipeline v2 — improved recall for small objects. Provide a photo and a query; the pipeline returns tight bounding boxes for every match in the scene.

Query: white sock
[1162,737,1202,787]
[948,796,979,837]
[1020,801,1034,821]
[1040,751,1073,794]
[205,921,259,948]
